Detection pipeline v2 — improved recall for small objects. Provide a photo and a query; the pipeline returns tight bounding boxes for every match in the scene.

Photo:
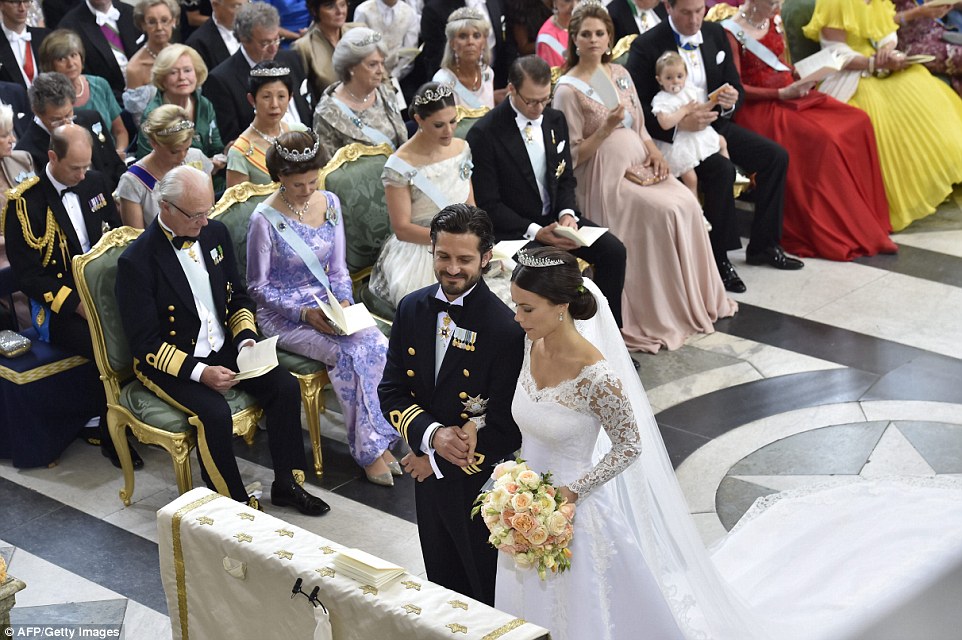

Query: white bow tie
[9,30,31,42]
[678,31,703,47]
[94,6,121,26]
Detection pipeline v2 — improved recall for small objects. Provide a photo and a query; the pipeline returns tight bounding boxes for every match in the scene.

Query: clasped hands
[401,422,479,483]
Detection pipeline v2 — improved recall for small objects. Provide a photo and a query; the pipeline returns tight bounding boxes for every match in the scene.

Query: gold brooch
[555,160,566,178]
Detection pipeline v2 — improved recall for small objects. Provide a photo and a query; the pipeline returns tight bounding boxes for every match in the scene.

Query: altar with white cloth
[158,488,551,640]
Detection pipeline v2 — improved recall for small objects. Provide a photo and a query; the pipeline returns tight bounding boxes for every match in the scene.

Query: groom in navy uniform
[379,204,524,606]
[467,55,627,328]
[626,0,802,293]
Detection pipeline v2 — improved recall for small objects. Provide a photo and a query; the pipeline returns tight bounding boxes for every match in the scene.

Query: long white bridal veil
[576,279,770,639]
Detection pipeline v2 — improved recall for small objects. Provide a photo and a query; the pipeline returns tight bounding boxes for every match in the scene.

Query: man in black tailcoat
[607,0,666,42]
[626,0,802,293]
[379,204,524,606]
[115,165,329,516]
[467,55,627,328]
[59,0,140,102]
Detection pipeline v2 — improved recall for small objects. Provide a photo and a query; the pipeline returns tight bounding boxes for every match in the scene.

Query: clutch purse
[0,329,31,358]
[625,164,668,187]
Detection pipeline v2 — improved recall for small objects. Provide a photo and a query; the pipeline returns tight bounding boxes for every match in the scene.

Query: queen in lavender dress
[247,191,399,479]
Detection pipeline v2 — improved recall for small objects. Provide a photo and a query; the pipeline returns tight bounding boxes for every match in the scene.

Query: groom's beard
[436,270,481,299]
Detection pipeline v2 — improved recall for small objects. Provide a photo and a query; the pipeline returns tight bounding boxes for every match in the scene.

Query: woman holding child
[723,0,897,260]
[552,2,735,353]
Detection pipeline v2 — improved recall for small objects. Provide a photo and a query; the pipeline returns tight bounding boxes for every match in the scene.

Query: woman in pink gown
[552,2,736,353]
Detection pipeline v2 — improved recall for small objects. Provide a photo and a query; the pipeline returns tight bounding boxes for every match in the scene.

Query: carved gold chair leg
[107,405,136,507]
[293,370,329,478]
[168,433,194,496]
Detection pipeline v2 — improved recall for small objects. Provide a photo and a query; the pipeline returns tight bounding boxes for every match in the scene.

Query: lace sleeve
[569,370,642,499]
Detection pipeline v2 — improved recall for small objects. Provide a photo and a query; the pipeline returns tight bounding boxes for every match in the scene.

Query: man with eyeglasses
[3,124,139,468]
[0,0,48,89]
[205,1,311,144]
[115,165,331,516]
[59,0,141,102]
[16,72,126,187]
[186,0,249,72]
[467,55,627,329]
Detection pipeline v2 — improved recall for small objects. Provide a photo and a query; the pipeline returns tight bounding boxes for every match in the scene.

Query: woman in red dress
[721,0,896,261]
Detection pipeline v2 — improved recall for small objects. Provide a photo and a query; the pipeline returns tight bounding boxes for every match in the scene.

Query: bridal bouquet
[472,459,575,580]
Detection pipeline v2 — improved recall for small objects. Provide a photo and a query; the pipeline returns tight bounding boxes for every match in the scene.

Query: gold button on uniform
[460,412,469,420]
[406,369,415,377]
[169,316,175,322]
[169,331,176,336]
[459,392,468,399]
[463,369,470,377]
[168,305,175,311]
[407,347,416,355]
[57,273,62,278]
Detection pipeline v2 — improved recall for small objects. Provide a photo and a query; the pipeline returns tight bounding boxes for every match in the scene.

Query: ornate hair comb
[447,7,486,22]
[353,30,383,47]
[412,84,455,106]
[152,119,195,136]
[516,250,565,268]
[274,133,320,162]
[250,66,291,77]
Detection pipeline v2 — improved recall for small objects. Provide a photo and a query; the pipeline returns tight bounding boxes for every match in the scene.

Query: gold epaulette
[0,175,39,234]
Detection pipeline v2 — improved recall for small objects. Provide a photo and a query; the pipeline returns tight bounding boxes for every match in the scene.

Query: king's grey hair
[157,165,212,203]
[234,2,279,43]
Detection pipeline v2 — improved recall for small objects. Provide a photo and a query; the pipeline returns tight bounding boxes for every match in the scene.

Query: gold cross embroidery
[196,516,214,525]
[315,567,335,578]
[446,623,468,634]
[401,580,422,591]
[234,533,252,543]
[448,599,468,610]
[403,604,421,615]
[275,528,294,538]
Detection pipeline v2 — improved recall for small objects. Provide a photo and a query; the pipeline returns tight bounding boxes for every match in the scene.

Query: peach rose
[510,512,538,535]
[547,511,569,536]
[517,469,541,490]
[492,460,517,480]
[526,526,549,545]
[500,508,516,527]
[559,502,576,522]
[511,491,534,511]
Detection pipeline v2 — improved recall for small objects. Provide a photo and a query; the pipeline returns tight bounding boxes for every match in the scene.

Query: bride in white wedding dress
[495,247,962,640]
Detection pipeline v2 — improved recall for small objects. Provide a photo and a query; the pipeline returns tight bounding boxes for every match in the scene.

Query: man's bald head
[50,123,91,160]
[48,124,92,187]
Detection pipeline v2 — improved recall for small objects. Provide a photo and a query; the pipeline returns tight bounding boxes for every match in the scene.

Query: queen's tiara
[447,7,486,23]
[352,30,383,48]
[274,134,320,162]
[412,84,454,106]
[573,0,606,14]
[516,250,565,268]
[250,66,291,77]
[152,119,194,136]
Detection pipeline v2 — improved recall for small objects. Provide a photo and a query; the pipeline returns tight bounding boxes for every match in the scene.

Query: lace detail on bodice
[380,145,473,225]
[737,22,795,89]
[517,341,641,499]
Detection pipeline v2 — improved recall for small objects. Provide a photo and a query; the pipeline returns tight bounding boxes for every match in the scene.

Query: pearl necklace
[145,45,160,58]
[344,85,374,104]
[280,189,310,222]
[739,9,770,31]
[251,123,281,144]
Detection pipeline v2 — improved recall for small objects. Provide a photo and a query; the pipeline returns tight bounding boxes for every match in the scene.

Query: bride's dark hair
[511,247,597,320]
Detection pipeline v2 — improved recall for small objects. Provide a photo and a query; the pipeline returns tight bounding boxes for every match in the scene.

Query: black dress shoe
[271,479,331,516]
[746,245,804,270]
[101,438,144,470]
[717,260,747,293]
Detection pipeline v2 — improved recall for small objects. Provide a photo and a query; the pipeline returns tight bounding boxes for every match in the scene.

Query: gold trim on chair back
[318,142,395,190]
[455,105,489,121]
[705,3,738,21]
[210,181,279,220]
[72,226,143,403]
[611,34,637,62]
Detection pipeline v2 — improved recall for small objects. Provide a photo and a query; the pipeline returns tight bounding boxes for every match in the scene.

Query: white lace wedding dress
[495,343,686,640]
[494,279,962,640]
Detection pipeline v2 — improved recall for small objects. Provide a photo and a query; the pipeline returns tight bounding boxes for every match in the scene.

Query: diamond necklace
[739,9,770,31]
[251,123,281,143]
[280,189,310,222]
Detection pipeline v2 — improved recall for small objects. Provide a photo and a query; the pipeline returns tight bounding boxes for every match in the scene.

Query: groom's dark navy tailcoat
[379,279,524,605]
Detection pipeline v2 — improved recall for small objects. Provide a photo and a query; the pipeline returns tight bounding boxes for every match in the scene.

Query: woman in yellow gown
[804,0,962,231]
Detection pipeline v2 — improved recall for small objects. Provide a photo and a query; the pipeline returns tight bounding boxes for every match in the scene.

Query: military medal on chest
[451,326,477,351]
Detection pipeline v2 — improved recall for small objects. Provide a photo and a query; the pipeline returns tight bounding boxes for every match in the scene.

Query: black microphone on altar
[291,577,328,613]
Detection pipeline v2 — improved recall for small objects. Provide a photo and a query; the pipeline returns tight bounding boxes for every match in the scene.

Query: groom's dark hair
[430,204,496,258]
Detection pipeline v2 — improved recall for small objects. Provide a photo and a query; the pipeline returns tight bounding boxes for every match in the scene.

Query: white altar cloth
[158,488,551,640]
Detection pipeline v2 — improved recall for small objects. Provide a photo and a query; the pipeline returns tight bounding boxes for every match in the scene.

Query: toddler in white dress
[651,51,728,197]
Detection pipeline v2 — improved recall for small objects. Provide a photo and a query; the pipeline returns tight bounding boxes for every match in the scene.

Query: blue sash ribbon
[330,96,396,150]
[384,155,457,211]
[258,200,337,293]
[720,19,790,72]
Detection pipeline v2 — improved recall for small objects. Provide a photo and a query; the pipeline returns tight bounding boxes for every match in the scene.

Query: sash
[383,155,455,211]
[258,204,333,292]
[450,80,483,109]
[535,32,566,56]
[556,75,634,130]
[330,96,396,150]
[233,134,269,177]
[720,19,790,72]
[127,163,157,191]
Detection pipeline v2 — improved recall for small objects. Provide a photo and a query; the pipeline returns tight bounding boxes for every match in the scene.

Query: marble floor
[2,187,962,638]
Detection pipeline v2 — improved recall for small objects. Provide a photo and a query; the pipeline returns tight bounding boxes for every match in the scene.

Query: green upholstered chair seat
[119,379,259,433]
[323,153,392,275]
[359,283,395,334]
[277,348,327,375]
[211,183,275,290]
[782,0,819,65]
[80,233,135,375]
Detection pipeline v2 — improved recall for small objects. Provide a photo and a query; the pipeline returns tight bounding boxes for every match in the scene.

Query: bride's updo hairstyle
[411,82,457,120]
[512,247,597,320]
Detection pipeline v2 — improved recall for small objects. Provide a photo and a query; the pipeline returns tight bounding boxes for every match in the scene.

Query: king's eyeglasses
[165,199,213,221]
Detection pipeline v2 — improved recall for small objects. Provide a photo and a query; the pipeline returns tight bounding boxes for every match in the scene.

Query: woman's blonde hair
[142,104,196,148]
[441,7,492,71]
[38,29,85,72]
[0,103,13,135]
[151,44,208,92]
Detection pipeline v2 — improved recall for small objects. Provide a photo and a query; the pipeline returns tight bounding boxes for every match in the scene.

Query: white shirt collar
[1,22,28,40]
[434,283,477,307]
[86,0,120,25]
[45,164,71,197]
[241,45,257,68]
[33,114,49,134]
[668,16,703,46]
[508,97,543,131]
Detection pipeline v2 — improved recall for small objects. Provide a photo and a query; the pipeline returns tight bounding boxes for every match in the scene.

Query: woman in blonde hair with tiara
[369,82,513,309]
[117,105,213,229]
[247,130,401,486]
[432,7,502,108]
[313,27,407,162]
[226,61,309,188]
